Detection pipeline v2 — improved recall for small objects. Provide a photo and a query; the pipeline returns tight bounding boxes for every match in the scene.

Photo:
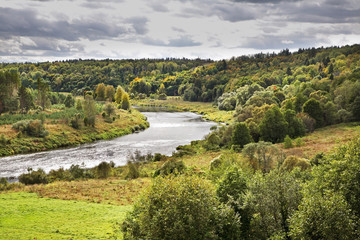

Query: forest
[0,44,360,239]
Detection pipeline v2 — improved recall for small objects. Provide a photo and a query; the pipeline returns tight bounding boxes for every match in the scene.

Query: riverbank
[133,97,234,124]
[0,109,149,157]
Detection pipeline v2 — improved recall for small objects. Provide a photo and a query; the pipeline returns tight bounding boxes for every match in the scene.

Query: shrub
[232,122,252,148]
[125,161,140,180]
[12,119,49,137]
[153,160,186,177]
[104,103,115,116]
[158,93,167,100]
[96,161,112,179]
[69,164,85,179]
[121,175,241,240]
[283,135,293,149]
[281,155,311,171]
[19,168,48,185]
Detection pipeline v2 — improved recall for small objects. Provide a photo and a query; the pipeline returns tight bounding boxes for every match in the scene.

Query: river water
[0,111,217,178]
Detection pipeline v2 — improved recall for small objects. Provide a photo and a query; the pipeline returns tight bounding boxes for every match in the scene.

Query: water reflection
[0,112,217,178]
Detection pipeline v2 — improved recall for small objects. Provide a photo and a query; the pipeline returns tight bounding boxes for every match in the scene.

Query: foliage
[64,94,75,108]
[259,106,288,143]
[302,98,324,128]
[18,168,48,185]
[232,122,253,148]
[283,135,293,149]
[121,92,130,110]
[121,175,241,240]
[115,86,124,104]
[243,141,280,172]
[153,160,186,177]
[83,95,97,127]
[244,170,303,240]
[289,191,356,240]
[280,155,311,171]
[12,119,49,137]
[96,161,112,179]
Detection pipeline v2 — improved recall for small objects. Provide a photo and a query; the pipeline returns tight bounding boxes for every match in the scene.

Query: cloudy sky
[1,0,359,62]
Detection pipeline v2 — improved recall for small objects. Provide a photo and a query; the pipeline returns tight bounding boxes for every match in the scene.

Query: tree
[37,77,50,109]
[243,141,280,172]
[302,98,324,128]
[259,106,288,143]
[231,122,253,148]
[104,102,115,116]
[158,83,166,94]
[121,175,241,240]
[105,85,115,101]
[283,109,305,138]
[121,92,130,110]
[83,95,96,127]
[244,170,303,239]
[115,86,124,104]
[18,85,34,113]
[289,192,356,240]
[64,94,74,108]
[95,83,106,101]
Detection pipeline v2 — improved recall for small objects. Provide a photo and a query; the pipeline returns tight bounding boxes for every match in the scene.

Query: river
[0,111,217,178]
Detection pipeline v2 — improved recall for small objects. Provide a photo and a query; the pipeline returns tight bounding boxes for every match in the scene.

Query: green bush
[96,161,112,179]
[19,168,48,185]
[153,160,186,177]
[283,135,293,149]
[121,175,241,240]
[12,119,49,137]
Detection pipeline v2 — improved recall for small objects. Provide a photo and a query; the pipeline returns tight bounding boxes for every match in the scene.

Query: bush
[281,155,311,171]
[19,168,48,185]
[121,175,241,240]
[96,161,112,178]
[12,119,49,137]
[283,135,293,149]
[158,93,167,100]
[125,161,140,180]
[153,160,186,177]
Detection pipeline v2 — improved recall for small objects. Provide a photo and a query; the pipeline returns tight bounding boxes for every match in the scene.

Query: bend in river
[0,111,217,178]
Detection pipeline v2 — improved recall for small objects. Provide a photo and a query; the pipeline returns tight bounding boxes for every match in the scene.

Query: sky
[0,0,359,62]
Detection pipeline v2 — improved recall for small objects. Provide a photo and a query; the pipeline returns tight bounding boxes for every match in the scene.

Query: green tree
[121,175,241,240]
[303,98,324,128]
[95,83,106,101]
[121,92,130,110]
[231,122,252,148]
[104,102,115,116]
[105,85,115,101]
[83,95,96,127]
[259,106,288,143]
[283,109,305,138]
[244,170,303,240]
[115,86,124,104]
[64,94,74,108]
[243,141,280,172]
[18,85,34,113]
[37,77,50,109]
[289,192,356,240]
[75,99,82,110]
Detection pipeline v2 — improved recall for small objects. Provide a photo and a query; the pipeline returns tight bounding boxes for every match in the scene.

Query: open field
[0,192,130,240]
[280,122,360,159]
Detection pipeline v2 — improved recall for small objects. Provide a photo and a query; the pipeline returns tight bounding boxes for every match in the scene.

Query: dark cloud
[143,35,201,47]
[125,17,149,35]
[0,7,148,42]
[230,0,300,3]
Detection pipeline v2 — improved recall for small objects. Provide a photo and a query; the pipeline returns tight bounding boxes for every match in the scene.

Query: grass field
[0,192,130,240]
[280,122,360,159]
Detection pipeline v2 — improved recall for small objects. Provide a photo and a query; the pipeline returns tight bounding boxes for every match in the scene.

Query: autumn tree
[121,92,130,110]
[95,83,106,101]
[115,86,124,104]
[105,85,115,101]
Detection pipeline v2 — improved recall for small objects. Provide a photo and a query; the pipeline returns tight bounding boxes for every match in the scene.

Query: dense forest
[1,44,360,239]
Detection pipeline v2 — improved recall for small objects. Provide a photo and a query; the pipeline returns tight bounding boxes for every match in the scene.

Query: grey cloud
[148,3,169,12]
[143,35,201,47]
[0,7,147,42]
[230,0,300,3]
[126,17,149,35]
[172,27,185,33]
[179,2,256,22]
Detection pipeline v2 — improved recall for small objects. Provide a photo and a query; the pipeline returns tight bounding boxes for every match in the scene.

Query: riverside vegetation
[1,44,360,239]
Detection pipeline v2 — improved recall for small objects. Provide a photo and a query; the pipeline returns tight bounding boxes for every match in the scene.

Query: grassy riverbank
[133,97,234,123]
[0,108,148,157]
